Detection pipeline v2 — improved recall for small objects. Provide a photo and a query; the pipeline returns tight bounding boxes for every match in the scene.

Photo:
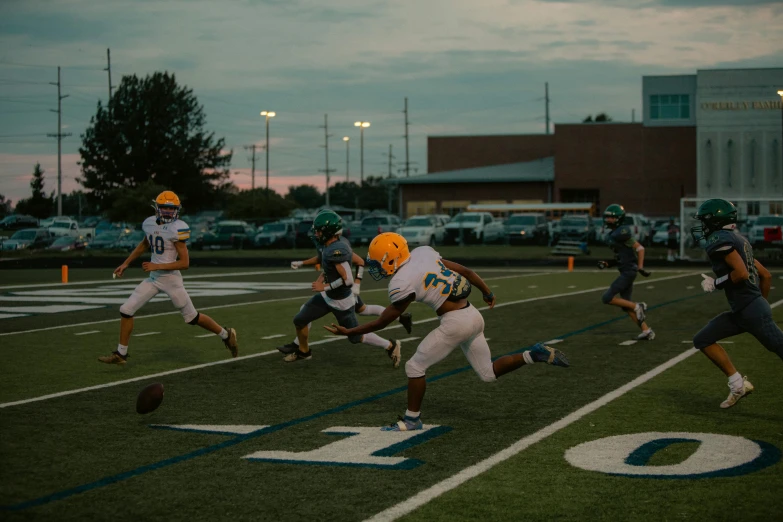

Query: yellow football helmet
[153,191,181,223]
[366,232,410,280]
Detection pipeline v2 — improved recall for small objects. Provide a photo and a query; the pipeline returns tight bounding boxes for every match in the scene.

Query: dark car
[294,219,315,248]
[554,215,596,244]
[0,214,39,231]
[46,235,87,252]
[505,213,548,245]
[199,221,255,250]
[254,221,296,248]
[2,228,53,251]
[87,230,124,250]
[114,230,146,252]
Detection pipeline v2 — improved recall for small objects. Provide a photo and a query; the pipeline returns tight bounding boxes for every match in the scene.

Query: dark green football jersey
[705,229,761,312]
[606,225,638,271]
[316,236,354,300]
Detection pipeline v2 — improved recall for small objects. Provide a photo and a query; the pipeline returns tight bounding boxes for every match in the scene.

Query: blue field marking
[0,292,705,512]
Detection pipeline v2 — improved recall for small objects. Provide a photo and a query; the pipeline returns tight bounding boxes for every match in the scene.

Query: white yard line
[771,298,783,309]
[261,334,285,340]
[619,340,637,346]
[0,272,699,409]
[0,272,553,337]
[195,333,214,338]
[134,332,160,337]
[365,348,700,522]
[545,339,563,345]
[74,330,101,336]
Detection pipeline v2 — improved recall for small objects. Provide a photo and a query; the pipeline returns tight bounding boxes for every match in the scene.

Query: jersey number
[149,235,165,255]
[743,243,758,286]
[424,261,453,296]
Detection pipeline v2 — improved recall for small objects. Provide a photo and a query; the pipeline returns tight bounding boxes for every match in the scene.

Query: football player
[324,232,569,431]
[98,191,238,365]
[281,210,402,366]
[691,199,783,408]
[278,249,413,355]
[597,204,655,340]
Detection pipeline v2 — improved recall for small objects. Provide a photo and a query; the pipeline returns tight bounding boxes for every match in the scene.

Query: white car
[749,215,783,246]
[443,212,505,245]
[399,215,445,247]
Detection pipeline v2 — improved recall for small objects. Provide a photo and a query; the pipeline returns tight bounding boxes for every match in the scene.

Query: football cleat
[637,329,656,341]
[381,415,423,432]
[720,376,754,409]
[528,343,570,367]
[277,342,299,355]
[223,327,238,358]
[284,349,312,362]
[98,351,128,365]
[399,312,413,334]
[634,302,648,326]
[386,339,402,369]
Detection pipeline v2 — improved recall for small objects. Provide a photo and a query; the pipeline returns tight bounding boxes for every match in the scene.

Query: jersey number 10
[148,235,165,255]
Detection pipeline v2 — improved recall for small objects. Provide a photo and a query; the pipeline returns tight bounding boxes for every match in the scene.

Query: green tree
[358,176,397,211]
[583,113,612,123]
[104,181,169,223]
[328,181,361,209]
[222,188,297,221]
[285,184,324,209]
[78,71,232,212]
[61,190,99,219]
[0,194,10,218]
[15,163,54,219]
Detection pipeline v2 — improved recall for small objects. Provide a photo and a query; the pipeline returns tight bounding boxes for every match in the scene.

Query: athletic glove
[638,268,651,277]
[700,273,716,293]
[597,260,609,270]
[352,281,361,296]
[290,260,304,270]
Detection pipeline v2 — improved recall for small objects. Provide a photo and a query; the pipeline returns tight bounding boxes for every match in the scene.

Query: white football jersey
[387,246,459,311]
[141,216,190,274]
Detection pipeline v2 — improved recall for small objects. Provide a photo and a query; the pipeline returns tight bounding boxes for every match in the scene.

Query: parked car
[254,221,296,248]
[294,219,315,248]
[651,222,681,246]
[554,215,595,244]
[505,213,548,245]
[443,212,505,245]
[592,217,607,243]
[349,215,402,245]
[198,221,255,250]
[749,215,783,247]
[48,217,95,240]
[624,214,651,245]
[88,230,127,250]
[2,228,53,251]
[46,235,88,252]
[114,230,146,252]
[399,215,445,247]
[0,214,39,231]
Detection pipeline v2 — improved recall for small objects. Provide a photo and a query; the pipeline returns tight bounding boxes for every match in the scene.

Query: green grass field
[0,267,781,521]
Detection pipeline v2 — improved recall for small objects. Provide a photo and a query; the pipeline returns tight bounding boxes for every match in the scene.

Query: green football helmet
[603,203,626,229]
[311,210,343,245]
[691,199,737,242]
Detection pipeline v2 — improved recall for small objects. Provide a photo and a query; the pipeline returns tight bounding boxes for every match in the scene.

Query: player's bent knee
[187,312,200,325]
[348,334,363,344]
[692,332,710,351]
[405,358,426,379]
[476,367,497,383]
[120,310,133,319]
[601,291,613,305]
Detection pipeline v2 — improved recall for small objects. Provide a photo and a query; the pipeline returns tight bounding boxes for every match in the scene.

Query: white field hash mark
[261,334,285,340]
[0,272,699,409]
[364,348,700,522]
[74,330,101,336]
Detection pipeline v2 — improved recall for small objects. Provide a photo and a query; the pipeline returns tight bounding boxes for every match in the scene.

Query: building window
[773,139,780,190]
[726,139,733,188]
[748,201,760,216]
[650,94,690,120]
[705,139,713,189]
[749,139,756,188]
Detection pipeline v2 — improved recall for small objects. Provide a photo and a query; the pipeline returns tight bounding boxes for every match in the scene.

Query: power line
[318,114,336,207]
[243,144,258,190]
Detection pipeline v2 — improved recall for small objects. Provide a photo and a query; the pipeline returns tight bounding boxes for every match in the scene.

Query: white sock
[363,332,391,348]
[117,344,128,356]
[522,351,535,365]
[728,372,744,392]
[405,409,420,419]
[642,328,652,334]
[360,304,385,316]
[218,328,229,340]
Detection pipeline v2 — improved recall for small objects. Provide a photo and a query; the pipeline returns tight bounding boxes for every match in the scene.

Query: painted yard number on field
[154,424,450,469]
[565,432,780,479]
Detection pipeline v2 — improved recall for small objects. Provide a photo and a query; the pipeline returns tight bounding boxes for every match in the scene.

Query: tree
[78,71,232,213]
[104,181,169,223]
[285,184,324,209]
[222,188,297,221]
[583,113,613,123]
[0,194,10,218]
[328,181,361,209]
[61,190,99,219]
[15,163,54,219]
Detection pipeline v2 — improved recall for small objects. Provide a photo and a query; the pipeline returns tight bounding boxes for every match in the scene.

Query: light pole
[778,91,783,191]
[343,136,350,182]
[354,121,370,185]
[260,110,276,199]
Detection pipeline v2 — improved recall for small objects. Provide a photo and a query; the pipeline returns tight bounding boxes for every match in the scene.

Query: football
[136,383,164,414]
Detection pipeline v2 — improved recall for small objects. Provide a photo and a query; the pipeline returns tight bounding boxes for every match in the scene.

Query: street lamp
[342,136,350,182]
[778,91,783,191]
[260,111,276,198]
[354,121,370,185]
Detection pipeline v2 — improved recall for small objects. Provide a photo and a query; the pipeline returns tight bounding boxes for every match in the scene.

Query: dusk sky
[1,0,782,206]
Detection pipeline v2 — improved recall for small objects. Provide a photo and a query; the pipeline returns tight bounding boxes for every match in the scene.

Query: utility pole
[243,144,258,190]
[47,66,71,217]
[385,144,396,178]
[632,108,636,122]
[545,82,550,135]
[104,48,113,111]
[319,114,336,207]
[384,144,396,213]
[403,97,411,177]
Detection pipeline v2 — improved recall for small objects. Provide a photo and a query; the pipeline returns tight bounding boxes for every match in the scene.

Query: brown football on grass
[136,383,164,414]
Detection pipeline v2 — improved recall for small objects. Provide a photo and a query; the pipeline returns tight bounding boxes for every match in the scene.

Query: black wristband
[483,292,494,300]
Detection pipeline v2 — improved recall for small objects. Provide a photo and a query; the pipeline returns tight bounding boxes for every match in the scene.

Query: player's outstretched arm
[755,259,771,299]
[325,294,414,336]
[441,259,495,307]
[114,238,149,278]
[291,255,320,270]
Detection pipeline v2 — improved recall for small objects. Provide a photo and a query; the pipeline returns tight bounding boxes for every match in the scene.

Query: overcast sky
[1,0,781,206]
